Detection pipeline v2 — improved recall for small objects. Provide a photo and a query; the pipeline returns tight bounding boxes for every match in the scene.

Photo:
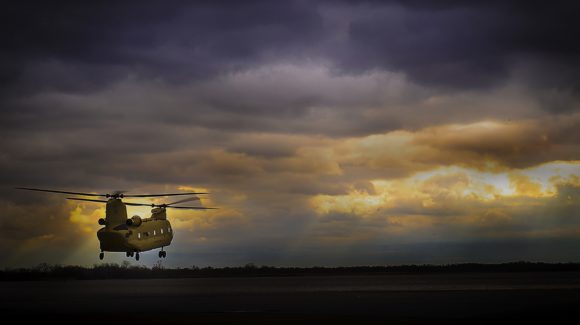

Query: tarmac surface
[2,272,580,323]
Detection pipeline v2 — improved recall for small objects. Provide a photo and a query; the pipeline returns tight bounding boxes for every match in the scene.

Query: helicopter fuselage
[98,219,173,252]
[97,199,173,254]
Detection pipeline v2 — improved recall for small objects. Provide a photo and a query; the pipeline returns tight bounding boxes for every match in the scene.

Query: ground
[2,272,579,323]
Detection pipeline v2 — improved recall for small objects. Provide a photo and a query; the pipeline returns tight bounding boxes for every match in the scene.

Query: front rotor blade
[66,198,109,203]
[123,192,208,197]
[167,196,200,206]
[17,187,103,197]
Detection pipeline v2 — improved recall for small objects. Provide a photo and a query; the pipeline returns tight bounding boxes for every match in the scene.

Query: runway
[2,272,580,323]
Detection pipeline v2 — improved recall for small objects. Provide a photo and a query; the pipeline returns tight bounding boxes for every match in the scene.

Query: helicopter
[16,187,215,261]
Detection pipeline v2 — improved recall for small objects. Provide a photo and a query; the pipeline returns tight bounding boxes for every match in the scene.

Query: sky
[1,0,580,267]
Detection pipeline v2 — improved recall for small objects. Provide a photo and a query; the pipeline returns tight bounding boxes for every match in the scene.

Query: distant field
[2,272,580,322]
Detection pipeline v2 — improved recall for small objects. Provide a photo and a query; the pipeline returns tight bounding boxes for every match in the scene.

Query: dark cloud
[3,1,580,95]
[339,1,580,93]
[2,0,579,138]
[1,0,325,94]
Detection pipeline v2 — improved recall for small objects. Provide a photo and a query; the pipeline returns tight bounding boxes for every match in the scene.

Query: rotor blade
[167,196,200,206]
[167,206,218,210]
[16,187,103,197]
[66,198,109,204]
[123,202,155,207]
[17,187,208,198]
[124,201,217,209]
[123,192,208,197]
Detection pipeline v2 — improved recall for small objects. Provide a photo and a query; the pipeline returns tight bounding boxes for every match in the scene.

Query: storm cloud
[1,1,580,267]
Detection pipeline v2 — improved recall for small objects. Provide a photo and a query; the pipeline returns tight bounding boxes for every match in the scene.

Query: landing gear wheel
[135,252,140,261]
[158,251,163,258]
[162,251,166,258]
[126,252,130,257]
[99,252,104,260]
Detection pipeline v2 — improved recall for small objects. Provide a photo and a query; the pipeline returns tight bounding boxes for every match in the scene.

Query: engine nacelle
[98,218,107,226]
[126,215,142,227]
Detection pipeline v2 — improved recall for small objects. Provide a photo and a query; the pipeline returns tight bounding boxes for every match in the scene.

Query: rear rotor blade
[17,187,103,197]
[123,192,208,197]
[167,206,218,210]
[66,198,109,204]
[123,201,217,209]
[167,196,200,206]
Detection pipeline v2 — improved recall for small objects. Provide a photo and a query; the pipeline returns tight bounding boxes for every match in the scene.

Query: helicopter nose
[97,229,129,248]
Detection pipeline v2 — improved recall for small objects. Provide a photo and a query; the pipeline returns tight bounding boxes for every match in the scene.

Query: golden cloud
[68,203,105,233]
[310,161,580,229]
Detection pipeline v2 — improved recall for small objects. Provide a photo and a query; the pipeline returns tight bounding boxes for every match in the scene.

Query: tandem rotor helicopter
[16,187,216,261]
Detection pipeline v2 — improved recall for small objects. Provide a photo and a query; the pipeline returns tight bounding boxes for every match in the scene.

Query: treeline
[2,261,580,281]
